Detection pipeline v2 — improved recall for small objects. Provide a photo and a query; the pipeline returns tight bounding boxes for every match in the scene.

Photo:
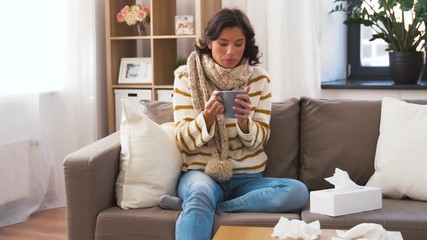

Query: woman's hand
[202,90,224,130]
[234,86,251,133]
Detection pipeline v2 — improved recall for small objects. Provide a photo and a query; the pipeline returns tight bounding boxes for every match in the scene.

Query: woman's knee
[178,172,223,208]
[266,179,308,212]
[187,182,220,204]
[283,179,309,210]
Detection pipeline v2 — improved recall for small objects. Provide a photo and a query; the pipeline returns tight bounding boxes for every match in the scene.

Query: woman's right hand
[202,90,224,129]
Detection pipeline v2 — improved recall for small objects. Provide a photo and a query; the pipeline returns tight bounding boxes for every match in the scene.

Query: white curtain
[0,0,107,227]
[222,0,347,101]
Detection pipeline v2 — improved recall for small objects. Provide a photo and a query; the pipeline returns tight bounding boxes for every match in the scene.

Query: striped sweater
[173,65,272,174]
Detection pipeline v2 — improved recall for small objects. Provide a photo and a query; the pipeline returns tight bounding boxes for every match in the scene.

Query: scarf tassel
[205,158,233,182]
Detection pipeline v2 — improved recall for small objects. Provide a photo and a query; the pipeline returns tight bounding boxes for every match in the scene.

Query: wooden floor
[0,207,67,240]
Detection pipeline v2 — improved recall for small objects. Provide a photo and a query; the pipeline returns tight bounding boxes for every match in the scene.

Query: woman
[164,8,308,240]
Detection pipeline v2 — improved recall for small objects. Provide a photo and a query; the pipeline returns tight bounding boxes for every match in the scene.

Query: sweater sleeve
[172,66,215,152]
[237,71,272,150]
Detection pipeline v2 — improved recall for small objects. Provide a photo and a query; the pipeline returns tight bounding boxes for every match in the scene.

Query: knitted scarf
[187,51,253,182]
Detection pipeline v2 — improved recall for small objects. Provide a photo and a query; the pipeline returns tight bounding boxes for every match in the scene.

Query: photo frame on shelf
[175,15,194,35]
[118,58,152,84]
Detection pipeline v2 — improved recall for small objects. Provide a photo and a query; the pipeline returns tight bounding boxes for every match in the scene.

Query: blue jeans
[175,170,308,240]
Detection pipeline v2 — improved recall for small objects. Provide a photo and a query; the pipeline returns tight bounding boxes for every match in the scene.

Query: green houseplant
[174,56,187,70]
[332,0,427,84]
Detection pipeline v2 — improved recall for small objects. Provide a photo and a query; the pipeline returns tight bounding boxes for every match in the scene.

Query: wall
[96,0,108,138]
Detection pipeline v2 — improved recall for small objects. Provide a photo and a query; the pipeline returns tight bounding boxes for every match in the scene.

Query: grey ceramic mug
[220,90,247,118]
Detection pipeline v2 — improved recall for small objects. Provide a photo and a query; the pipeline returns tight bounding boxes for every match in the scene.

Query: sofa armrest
[63,131,121,240]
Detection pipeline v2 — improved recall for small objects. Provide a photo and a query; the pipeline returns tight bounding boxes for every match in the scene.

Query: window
[347,25,390,80]
[0,1,66,95]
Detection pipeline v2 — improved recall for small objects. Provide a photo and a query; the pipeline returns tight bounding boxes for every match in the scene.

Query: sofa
[64,97,427,240]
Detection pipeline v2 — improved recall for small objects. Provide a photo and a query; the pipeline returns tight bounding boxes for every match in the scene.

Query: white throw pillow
[366,97,427,201]
[116,99,182,209]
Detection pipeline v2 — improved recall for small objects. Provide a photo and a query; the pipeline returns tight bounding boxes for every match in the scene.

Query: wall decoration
[118,58,152,84]
[175,15,194,35]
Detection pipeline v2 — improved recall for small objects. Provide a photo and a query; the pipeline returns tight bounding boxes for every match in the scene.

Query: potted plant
[332,0,427,84]
[174,56,187,70]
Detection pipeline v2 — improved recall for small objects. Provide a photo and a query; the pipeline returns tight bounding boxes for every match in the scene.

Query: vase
[389,51,425,85]
[137,22,149,36]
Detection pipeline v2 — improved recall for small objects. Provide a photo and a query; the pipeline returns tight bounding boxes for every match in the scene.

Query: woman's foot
[158,195,183,211]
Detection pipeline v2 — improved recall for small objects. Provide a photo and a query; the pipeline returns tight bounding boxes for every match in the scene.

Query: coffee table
[212,225,403,240]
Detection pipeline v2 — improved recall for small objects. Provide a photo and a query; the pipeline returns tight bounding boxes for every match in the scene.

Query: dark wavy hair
[196,8,261,66]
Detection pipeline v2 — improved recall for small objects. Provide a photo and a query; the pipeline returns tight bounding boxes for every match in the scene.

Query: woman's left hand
[234,86,251,133]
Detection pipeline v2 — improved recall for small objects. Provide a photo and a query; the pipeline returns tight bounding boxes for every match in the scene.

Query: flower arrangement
[117,4,150,35]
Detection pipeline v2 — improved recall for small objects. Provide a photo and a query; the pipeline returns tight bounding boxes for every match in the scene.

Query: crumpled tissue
[325,168,359,192]
[271,217,321,240]
[331,223,398,240]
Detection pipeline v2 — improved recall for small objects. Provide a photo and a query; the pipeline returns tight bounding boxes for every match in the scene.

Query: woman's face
[208,27,246,69]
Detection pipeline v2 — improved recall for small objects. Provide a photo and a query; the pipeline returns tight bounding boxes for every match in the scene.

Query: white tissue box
[310,186,382,217]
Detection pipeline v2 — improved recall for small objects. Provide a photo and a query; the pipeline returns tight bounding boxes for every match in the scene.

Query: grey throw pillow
[299,97,381,191]
[139,99,173,124]
[263,99,300,179]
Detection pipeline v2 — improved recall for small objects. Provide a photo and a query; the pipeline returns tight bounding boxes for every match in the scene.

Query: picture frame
[175,15,194,35]
[118,58,152,84]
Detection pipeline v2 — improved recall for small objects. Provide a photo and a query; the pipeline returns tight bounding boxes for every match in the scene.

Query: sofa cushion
[95,207,179,240]
[301,198,427,240]
[299,97,381,190]
[116,99,182,209]
[367,98,427,201]
[264,99,300,179]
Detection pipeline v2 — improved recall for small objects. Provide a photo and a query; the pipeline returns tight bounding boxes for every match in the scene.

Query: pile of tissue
[271,218,399,240]
[332,223,398,240]
[271,217,321,240]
